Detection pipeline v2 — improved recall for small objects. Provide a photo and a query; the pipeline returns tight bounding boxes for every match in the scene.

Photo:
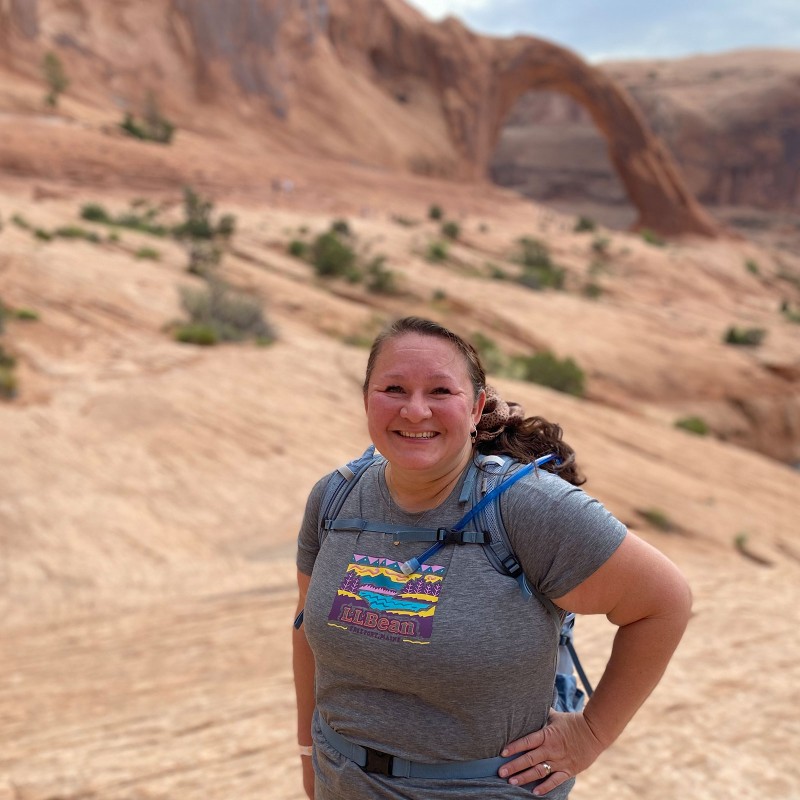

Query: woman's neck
[385,454,471,513]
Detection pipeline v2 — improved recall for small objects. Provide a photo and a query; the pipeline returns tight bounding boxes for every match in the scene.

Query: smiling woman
[293,316,692,800]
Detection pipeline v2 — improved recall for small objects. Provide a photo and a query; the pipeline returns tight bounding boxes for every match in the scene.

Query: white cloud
[405,0,493,21]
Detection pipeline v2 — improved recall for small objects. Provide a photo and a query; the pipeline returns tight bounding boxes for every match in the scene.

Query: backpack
[297,445,593,713]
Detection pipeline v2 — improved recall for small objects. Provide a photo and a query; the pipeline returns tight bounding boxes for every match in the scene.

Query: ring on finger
[541,762,552,777]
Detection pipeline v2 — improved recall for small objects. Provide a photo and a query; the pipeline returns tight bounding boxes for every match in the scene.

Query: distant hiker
[293,316,692,799]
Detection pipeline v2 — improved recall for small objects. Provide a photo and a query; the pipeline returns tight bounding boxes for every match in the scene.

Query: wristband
[299,744,313,757]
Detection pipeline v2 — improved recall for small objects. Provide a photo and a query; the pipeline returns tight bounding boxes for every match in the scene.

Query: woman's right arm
[293,569,315,800]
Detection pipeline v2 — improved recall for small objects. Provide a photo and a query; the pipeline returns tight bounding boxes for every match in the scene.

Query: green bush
[470,332,506,375]
[508,351,585,396]
[428,204,443,221]
[11,214,31,230]
[330,218,351,237]
[80,203,112,223]
[174,323,218,346]
[0,345,16,399]
[178,281,275,344]
[640,228,666,247]
[745,259,760,275]
[186,240,221,278]
[42,51,69,108]
[724,326,766,346]
[591,236,610,256]
[675,416,709,436]
[288,240,307,258]
[637,507,675,532]
[34,228,53,241]
[54,225,101,243]
[513,237,565,289]
[583,282,603,299]
[365,256,399,295]
[310,231,359,280]
[426,241,448,263]
[441,220,460,240]
[135,247,160,260]
[119,93,175,144]
[574,216,596,233]
[14,308,39,321]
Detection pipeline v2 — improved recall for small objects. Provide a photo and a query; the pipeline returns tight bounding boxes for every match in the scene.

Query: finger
[501,727,546,757]
[497,750,548,784]
[506,761,558,787]
[532,770,569,796]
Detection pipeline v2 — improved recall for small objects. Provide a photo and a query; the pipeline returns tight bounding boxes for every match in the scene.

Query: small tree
[42,51,69,108]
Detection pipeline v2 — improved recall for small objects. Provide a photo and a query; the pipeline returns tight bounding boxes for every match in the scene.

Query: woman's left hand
[498,710,605,795]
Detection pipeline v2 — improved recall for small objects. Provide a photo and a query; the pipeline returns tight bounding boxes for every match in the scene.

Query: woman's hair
[363,316,584,486]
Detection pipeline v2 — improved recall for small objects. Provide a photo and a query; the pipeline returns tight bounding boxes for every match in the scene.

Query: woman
[293,317,691,799]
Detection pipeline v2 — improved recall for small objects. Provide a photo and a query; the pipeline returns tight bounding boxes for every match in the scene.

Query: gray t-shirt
[297,459,627,800]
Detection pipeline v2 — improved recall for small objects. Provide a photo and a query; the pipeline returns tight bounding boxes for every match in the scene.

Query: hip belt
[317,714,517,779]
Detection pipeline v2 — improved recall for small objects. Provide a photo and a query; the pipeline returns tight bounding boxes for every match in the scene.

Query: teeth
[398,431,436,438]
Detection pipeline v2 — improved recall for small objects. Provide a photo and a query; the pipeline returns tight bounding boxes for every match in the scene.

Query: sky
[405,0,800,62]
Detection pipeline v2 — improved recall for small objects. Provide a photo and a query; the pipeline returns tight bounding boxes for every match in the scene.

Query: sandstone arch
[329,2,722,237]
[484,38,722,237]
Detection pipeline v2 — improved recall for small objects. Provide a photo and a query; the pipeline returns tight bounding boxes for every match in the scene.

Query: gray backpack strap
[318,445,384,546]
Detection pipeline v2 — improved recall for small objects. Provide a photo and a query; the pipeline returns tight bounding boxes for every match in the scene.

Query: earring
[470,425,477,442]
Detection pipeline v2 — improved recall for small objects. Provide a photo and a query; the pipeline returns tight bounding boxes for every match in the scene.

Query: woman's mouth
[395,431,438,439]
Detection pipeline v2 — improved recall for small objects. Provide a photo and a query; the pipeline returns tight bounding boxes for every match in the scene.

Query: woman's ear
[472,389,486,423]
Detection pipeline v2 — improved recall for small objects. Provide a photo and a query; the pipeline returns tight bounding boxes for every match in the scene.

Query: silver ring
[541,762,552,776]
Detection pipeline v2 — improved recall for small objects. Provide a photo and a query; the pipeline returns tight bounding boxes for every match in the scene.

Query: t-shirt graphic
[327,554,445,644]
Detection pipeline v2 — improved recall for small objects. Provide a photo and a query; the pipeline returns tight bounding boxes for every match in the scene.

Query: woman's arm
[499,530,692,794]
[293,570,316,799]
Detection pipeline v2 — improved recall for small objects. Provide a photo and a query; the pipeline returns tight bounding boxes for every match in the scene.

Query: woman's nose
[401,392,432,421]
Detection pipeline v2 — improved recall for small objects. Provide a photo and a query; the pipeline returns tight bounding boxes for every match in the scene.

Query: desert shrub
[365,256,399,295]
[119,93,175,144]
[583,282,603,299]
[508,351,585,396]
[54,225,101,243]
[216,214,237,239]
[675,416,709,436]
[391,215,417,227]
[80,203,112,224]
[782,303,800,324]
[173,187,215,240]
[640,228,666,247]
[174,323,218,346]
[11,214,30,230]
[42,51,69,108]
[470,332,506,375]
[574,216,596,233]
[186,240,222,278]
[513,237,565,290]
[426,240,448,263]
[724,326,766,346]
[135,247,160,260]
[310,231,359,281]
[745,259,760,275]
[14,308,39,321]
[441,220,460,240]
[591,236,610,256]
[431,288,447,303]
[178,281,275,344]
[288,239,307,258]
[34,228,52,241]
[636,507,675,532]
[488,264,508,280]
[0,345,16,399]
[428,204,443,221]
[330,218,351,237]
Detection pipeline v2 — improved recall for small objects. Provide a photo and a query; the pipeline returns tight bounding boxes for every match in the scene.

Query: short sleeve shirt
[297,460,626,800]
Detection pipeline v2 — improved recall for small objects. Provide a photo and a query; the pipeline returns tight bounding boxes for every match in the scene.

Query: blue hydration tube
[399,453,559,575]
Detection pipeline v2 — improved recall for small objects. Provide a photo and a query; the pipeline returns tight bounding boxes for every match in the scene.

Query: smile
[396,431,438,439]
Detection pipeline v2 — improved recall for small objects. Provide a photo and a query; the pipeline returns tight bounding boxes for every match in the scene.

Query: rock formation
[0,0,721,237]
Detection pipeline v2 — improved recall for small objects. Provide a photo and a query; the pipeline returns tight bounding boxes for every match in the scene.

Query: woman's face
[364,333,485,478]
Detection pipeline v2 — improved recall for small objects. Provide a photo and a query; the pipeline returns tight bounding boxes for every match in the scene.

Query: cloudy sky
[406,0,800,62]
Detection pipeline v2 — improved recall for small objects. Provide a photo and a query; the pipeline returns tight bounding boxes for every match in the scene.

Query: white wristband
[299,744,313,757]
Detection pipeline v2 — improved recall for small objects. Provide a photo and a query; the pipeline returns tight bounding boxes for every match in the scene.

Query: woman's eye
[432,387,452,394]
[385,385,404,393]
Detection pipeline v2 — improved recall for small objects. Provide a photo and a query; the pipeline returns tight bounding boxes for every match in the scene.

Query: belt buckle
[363,746,394,775]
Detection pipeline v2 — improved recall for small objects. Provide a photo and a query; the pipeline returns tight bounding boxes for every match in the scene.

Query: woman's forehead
[374,334,466,374]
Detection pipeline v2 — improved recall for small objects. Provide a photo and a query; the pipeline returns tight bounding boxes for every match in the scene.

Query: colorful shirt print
[327,554,446,644]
